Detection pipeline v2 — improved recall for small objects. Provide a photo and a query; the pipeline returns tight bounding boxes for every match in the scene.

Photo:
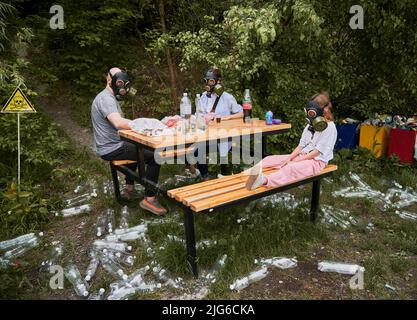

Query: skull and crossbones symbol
[13,96,24,109]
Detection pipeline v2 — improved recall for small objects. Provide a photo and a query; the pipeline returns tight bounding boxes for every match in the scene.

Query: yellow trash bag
[359,125,390,158]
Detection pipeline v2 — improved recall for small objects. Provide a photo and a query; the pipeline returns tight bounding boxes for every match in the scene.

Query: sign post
[1,87,36,192]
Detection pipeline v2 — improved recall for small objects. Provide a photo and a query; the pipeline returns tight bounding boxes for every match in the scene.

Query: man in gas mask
[245,92,337,190]
[189,68,243,180]
[91,67,167,216]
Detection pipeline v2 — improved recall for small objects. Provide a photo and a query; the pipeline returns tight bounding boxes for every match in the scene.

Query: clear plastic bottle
[229,266,268,291]
[106,208,115,234]
[205,254,227,284]
[114,223,147,236]
[93,240,132,252]
[180,93,192,132]
[85,253,100,282]
[151,263,182,289]
[3,237,39,260]
[119,206,129,229]
[64,265,89,297]
[88,288,105,300]
[0,233,36,250]
[100,253,128,281]
[96,215,108,237]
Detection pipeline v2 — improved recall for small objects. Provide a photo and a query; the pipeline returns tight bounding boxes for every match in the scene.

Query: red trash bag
[387,128,417,164]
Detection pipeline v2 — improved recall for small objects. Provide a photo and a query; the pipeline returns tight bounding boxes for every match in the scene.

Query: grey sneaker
[122,188,141,200]
[140,198,167,216]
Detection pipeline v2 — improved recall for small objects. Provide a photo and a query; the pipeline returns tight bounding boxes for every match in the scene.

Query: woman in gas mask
[245,92,337,190]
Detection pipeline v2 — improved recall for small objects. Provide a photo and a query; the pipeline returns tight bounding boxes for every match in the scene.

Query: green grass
[1,147,417,299]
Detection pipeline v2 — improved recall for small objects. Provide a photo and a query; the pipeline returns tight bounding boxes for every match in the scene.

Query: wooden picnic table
[117,118,291,193]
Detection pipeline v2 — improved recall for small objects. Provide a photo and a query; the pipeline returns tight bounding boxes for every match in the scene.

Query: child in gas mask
[188,68,243,180]
[245,92,337,190]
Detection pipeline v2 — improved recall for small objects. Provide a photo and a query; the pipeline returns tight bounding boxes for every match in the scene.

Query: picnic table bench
[110,119,337,277]
[167,164,338,277]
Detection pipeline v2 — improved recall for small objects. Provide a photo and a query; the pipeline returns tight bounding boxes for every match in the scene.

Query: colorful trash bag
[387,128,416,164]
[359,125,390,158]
[335,123,359,151]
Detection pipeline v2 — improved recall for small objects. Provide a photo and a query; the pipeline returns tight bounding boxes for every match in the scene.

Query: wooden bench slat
[111,160,137,166]
[183,182,247,205]
[173,167,277,201]
[168,167,276,199]
[188,165,338,212]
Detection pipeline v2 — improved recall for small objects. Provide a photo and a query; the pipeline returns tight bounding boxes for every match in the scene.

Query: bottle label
[243,103,252,110]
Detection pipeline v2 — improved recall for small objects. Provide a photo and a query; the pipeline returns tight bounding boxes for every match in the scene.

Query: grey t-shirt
[91,89,124,156]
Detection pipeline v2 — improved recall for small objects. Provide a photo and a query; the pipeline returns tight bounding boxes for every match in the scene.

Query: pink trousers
[259,154,326,188]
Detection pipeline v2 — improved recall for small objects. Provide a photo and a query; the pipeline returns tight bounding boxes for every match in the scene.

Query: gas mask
[108,70,131,101]
[305,100,328,133]
[203,69,224,98]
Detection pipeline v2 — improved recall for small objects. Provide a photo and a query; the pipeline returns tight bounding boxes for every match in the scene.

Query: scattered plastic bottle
[96,215,108,237]
[318,261,363,275]
[0,233,36,250]
[93,240,132,252]
[65,265,89,297]
[100,254,128,281]
[205,254,228,284]
[114,224,147,236]
[106,231,142,242]
[106,208,115,234]
[88,288,105,300]
[60,204,91,218]
[229,266,268,291]
[85,253,100,282]
[3,237,39,260]
[119,206,129,229]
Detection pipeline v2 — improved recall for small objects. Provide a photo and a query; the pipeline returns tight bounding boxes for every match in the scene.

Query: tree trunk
[159,0,177,107]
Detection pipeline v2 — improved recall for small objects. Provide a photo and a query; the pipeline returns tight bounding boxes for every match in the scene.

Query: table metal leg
[262,136,268,158]
[310,179,320,222]
[184,208,198,277]
[137,145,146,183]
[110,163,121,203]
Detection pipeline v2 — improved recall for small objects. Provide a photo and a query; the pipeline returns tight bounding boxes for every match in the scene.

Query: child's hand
[205,113,215,125]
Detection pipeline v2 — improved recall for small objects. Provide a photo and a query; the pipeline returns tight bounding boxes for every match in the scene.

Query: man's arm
[107,112,131,130]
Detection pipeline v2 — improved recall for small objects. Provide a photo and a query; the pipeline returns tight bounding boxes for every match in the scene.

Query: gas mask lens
[206,79,216,86]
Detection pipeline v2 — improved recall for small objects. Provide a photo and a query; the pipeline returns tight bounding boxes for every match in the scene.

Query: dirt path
[39,93,94,152]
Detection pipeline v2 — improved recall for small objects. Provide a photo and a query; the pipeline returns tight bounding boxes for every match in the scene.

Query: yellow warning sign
[1,87,36,113]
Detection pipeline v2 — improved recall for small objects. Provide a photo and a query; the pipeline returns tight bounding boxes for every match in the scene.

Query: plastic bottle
[265,111,273,125]
[119,206,129,229]
[60,204,91,218]
[93,240,132,252]
[180,93,192,132]
[229,266,268,291]
[85,253,100,282]
[3,237,39,260]
[114,223,147,236]
[64,265,89,297]
[96,215,107,237]
[318,261,363,275]
[242,89,252,123]
[100,253,128,281]
[88,288,105,300]
[205,254,228,284]
[0,233,36,250]
[106,208,115,234]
